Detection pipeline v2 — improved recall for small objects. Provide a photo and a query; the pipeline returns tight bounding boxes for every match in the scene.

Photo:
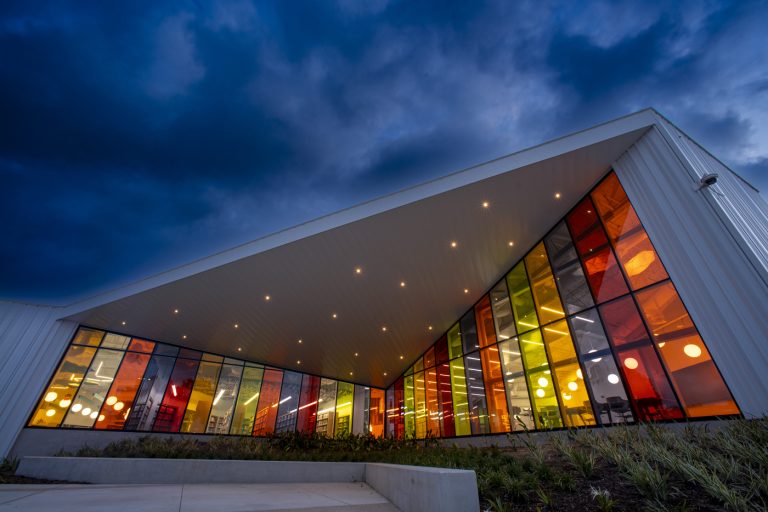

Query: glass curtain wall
[385,170,738,438]
[32,329,382,438]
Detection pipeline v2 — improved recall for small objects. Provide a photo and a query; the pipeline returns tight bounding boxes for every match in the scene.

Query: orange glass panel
[525,242,566,324]
[592,173,668,289]
[369,388,385,437]
[635,281,739,417]
[128,338,155,353]
[423,347,436,369]
[96,351,152,430]
[28,345,97,427]
[253,368,283,436]
[542,320,595,427]
[424,366,441,436]
[474,295,497,348]
[480,346,511,433]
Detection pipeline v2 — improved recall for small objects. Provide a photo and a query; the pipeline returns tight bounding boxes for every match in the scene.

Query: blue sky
[1,0,767,303]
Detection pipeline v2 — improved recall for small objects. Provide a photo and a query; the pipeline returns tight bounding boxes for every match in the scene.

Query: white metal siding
[0,301,77,458]
[613,127,768,418]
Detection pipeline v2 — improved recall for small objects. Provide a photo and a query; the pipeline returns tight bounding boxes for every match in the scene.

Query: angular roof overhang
[60,109,660,387]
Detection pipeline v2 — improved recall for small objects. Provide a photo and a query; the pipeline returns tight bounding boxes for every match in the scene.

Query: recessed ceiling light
[450,241,458,248]
[482,201,489,208]
[399,355,404,360]
[382,326,387,332]
[121,321,126,325]
[234,324,239,329]
[587,209,592,213]
[182,335,187,339]
[298,339,303,344]
[554,192,561,199]
[237,347,242,352]
[428,326,433,331]
[508,241,514,247]
[383,372,388,376]
[173,309,179,314]
[332,313,338,319]
[349,371,353,376]
[354,352,359,357]
[464,288,469,294]
[297,360,301,364]
[400,281,406,287]
[355,267,362,274]
[265,295,271,301]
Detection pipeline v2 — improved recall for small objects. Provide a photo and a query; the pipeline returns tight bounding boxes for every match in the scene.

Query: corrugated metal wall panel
[0,301,77,458]
[613,127,768,418]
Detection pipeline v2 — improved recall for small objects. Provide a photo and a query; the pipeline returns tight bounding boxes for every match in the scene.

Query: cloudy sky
[2,0,767,304]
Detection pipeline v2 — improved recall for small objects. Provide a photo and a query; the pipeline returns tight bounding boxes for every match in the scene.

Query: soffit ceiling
[62,114,655,388]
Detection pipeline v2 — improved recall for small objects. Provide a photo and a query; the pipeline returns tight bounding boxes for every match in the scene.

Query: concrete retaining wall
[16,457,480,512]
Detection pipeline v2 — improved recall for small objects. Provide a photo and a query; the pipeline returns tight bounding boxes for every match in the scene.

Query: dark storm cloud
[1,0,767,303]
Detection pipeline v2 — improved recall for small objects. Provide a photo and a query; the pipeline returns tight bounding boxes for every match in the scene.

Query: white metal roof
[60,109,661,387]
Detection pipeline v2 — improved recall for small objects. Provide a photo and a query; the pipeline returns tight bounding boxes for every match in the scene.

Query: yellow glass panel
[181,361,222,433]
[525,242,566,325]
[414,371,427,438]
[519,330,562,429]
[403,373,415,437]
[28,345,97,427]
[334,382,353,437]
[449,358,471,435]
[72,328,104,346]
[542,320,595,427]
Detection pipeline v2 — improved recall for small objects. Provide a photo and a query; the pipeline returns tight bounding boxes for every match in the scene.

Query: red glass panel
[600,296,683,420]
[178,348,202,360]
[393,377,405,439]
[474,296,497,348]
[567,197,630,303]
[592,173,668,290]
[153,358,199,432]
[423,347,436,369]
[252,369,283,436]
[296,374,321,434]
[96,351,152,430]
[434,335,449,365]
[480,346,510,433]
[369,388,385,437]
[635,282,739,417]
[436,362,455,437]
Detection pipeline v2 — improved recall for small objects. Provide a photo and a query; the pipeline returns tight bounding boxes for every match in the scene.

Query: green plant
[484,496,510,512]
[590,486,616,512]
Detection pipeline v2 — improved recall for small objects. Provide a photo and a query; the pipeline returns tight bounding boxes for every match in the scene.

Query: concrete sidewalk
[0,482,398,512]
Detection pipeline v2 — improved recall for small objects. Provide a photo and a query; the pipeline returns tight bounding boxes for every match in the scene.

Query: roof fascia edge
[60,109,658,320]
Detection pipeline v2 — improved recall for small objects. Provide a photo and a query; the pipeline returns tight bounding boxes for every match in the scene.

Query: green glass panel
[334,382,354,437]
[447,323,462,359]
[519,330,562,429]
[229,366,264,435]
[449,358,471,435]
[506,262,540,333]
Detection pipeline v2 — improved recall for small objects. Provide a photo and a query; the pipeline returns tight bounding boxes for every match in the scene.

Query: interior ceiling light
[173,309,179,314]
[234,324,239,329]
[349,371,353,376]
[383,372,388,376]
[297,360,301,364]
[265,295,271,301]
[382,326,387,332]
[400,281,406,287]
[555,192,562,199]
[464,288,469,294]
[298,339,303,344]
[332,313,337,319]
[508,241,514,247]
[450,241,458,248]
[182,335,187,339]
[237,347,242,352]
[354,352,359,357]
[428,326,433,331]
[482,201,490,208]
[355,267,362,274]
[400,355,404,360]
[121,321,126,325]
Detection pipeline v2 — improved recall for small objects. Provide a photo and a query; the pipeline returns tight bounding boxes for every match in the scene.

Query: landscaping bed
[7,419,765,511]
